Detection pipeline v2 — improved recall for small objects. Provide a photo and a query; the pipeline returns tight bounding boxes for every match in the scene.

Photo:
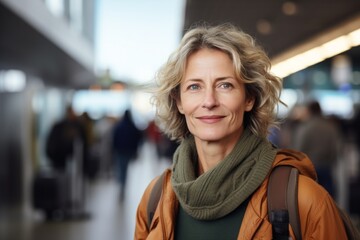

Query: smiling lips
[196,115,225,123]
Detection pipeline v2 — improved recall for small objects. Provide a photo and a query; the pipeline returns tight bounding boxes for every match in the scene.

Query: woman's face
[177,48,254,144]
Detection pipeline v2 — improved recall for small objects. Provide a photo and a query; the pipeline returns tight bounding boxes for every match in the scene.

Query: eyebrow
[184,76,236,82]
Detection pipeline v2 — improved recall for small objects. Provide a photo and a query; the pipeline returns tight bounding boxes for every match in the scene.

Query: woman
[135,24,347,239]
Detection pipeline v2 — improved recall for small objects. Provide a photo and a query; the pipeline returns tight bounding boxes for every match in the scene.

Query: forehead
[185,48,234,71]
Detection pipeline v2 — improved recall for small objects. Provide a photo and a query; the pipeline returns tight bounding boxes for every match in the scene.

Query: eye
[219,82,233,89]
[187,84,200,91]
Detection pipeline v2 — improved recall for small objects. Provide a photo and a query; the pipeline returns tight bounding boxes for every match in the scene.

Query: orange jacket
[134,149,347,239]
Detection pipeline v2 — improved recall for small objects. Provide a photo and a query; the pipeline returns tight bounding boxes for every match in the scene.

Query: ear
[245,96,255,112]
[176,99,184,114]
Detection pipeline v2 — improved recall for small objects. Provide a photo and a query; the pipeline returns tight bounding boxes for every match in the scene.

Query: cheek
[228,99,251,119]
[178,96,198,115]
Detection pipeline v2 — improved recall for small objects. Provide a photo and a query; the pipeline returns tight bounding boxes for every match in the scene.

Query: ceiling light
[321,36,351,58]
[256,19,272,35]
[271,47,325,78]
[282,1,297,16]
[0,70,26,92]
[348,29,360,46]
[271,15,360,78]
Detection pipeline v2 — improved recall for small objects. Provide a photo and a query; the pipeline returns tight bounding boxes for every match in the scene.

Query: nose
[202,89,219,109]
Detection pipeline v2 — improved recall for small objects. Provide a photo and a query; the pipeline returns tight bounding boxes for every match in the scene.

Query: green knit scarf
[171,128,277,220]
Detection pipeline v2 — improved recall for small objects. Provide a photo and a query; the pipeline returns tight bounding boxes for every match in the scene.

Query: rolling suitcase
[32,170,68,220]
[33,140,87,220]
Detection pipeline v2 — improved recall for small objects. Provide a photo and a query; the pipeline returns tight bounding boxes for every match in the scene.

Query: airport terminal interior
[1,0,360,239]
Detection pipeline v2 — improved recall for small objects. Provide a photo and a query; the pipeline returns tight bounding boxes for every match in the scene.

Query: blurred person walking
[146,120,178,163]
[79,111,97,179]
[94,115,116,178]
[37,105,88,219]
[112,109,142,201]
[46,106,87,171]
[294,100,342,198]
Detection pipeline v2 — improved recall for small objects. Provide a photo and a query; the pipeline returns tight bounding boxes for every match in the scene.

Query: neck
[195,135,240,174]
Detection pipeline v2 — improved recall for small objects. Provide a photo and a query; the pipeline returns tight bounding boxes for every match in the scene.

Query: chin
[192,128,243,144]
[194,132,226,142]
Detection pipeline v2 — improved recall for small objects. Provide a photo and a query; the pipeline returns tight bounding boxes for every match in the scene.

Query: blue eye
[188,84,200,90]
[219,82,233,89]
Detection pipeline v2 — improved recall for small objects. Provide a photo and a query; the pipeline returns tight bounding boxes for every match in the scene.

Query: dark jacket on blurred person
[112,110,142,159]
[46,106,86,170]
[112,109,142,199]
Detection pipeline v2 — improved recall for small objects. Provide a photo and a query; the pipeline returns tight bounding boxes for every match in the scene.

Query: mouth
[196,115,225,123]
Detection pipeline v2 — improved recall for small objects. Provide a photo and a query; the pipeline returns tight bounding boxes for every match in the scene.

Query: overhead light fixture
[348,29,360,46]
[271,15,360,78]
[0,70,26,92]
[282,1,297,16]
[256,19,272,35]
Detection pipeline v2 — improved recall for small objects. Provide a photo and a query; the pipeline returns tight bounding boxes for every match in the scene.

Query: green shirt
[174,199,249,240]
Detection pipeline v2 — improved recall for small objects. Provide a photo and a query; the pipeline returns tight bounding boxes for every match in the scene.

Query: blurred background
[1,0,360,239]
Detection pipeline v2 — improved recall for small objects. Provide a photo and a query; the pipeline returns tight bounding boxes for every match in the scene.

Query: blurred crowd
[271,100,360,216]
[40,106,177,209]
[39,100,360,218]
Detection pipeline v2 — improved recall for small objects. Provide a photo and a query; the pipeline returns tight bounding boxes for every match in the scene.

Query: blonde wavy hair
[151,23,284,141]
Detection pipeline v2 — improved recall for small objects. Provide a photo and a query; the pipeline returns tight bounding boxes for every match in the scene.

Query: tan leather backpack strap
[146,171,166,230]
[268,166,302,240]
[287,167,301,240]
